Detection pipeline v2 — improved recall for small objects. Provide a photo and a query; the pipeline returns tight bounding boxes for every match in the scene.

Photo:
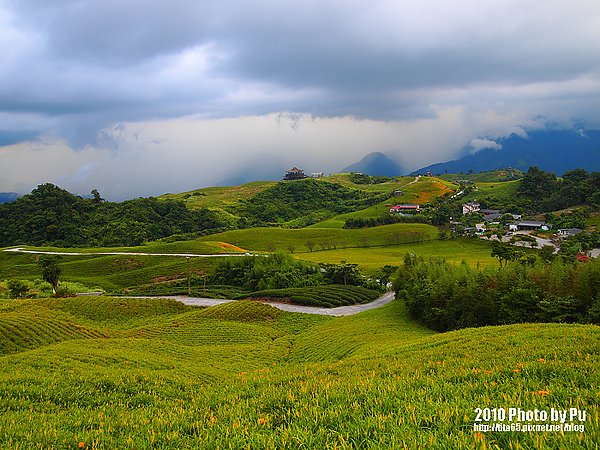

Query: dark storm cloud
[3,0,599,131]
[1,0,600,198]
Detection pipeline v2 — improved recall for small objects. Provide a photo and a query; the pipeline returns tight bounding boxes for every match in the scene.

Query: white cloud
[0,107,537,199]
[469,139,502,153]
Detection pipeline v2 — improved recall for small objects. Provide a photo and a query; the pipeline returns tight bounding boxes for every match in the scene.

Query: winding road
[122,291,396,317]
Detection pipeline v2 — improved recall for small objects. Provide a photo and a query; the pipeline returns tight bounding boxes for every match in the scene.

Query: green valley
[0,168,599,449]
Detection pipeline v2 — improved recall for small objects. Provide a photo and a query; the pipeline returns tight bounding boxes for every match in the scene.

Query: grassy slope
[314,176,457,228]
[460,180,521,205]
[159,181,276,210]
[0,297,597,448]
[0,250,220,293]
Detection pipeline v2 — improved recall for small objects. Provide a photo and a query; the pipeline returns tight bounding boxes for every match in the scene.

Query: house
[390,204,420,213]
[510,221,551,231]
[462,202,481,215]
[283,167,307,180]
[479,209,501,216]
[557,228,583,237]
[309,172,324,178]
[483,213,504,222]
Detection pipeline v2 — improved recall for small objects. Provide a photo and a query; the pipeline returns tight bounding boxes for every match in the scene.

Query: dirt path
[123,291,396,317]
[3,247,254,258]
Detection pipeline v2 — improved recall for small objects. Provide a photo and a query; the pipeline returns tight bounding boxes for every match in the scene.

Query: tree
[305,240,315,252]
[491,243,519,268]
[539,245,555,262]
[323,262,362,286]
[91,189,103,203]
[375,265,399,288]
[39,256,62,295]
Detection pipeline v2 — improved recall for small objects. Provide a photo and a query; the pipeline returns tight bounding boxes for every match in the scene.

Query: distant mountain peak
[342,152,404,177]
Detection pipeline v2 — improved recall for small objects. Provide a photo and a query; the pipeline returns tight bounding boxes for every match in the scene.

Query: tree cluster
[210,253,325,291]
[344,214,429,229]
[346,173,393,185]
[395,253,600,331]
[0,184,228,247]
[517,167,600,212]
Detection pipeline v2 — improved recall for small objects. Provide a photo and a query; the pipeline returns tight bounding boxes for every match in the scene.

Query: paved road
[3,247,256,258]
[122,291,396,317]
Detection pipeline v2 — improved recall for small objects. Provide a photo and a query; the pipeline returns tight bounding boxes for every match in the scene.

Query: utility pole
[186,256,191,296]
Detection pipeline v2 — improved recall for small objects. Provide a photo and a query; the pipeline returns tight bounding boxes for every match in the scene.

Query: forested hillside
[0,184,227,247]
[232,178,388,227]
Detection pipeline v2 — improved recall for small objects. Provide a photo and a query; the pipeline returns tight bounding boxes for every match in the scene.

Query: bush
[7,279,29,299]
[241,285,380,307]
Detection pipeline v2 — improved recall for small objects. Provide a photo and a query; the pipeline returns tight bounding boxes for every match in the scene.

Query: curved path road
[123,291,396,317]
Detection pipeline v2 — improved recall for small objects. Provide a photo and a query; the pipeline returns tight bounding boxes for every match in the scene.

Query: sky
[1,0,600,200]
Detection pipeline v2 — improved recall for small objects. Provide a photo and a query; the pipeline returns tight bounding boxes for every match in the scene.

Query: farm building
[390,204,420,213]
[283,167,307,180]
[509,221,551,231]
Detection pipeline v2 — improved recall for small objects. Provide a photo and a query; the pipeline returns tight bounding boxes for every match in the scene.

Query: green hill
[0,297,596,448]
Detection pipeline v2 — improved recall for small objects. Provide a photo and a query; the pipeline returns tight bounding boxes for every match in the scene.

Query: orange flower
[514,368,520,373]
[258,417,267,425]
[538,358,545,363]
[78,443,85,449]
[475,432,483,440]
[533,390,550,396]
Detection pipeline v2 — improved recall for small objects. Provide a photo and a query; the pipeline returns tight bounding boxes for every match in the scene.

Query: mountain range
[412,129,600,176]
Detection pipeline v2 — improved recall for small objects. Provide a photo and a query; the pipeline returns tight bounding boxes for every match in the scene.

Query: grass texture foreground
[0,296,598,449]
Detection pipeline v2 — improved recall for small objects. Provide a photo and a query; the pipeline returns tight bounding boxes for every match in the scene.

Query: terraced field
[0,296,597,448]
[241,285,380,307]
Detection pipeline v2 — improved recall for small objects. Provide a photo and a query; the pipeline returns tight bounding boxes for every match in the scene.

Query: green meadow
[196,223,439,252]
[461,180,521,205]
[0,296,597,448]
[296,238,499,272]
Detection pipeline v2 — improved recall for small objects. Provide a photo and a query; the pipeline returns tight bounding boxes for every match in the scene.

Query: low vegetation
[0,297,597,448]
